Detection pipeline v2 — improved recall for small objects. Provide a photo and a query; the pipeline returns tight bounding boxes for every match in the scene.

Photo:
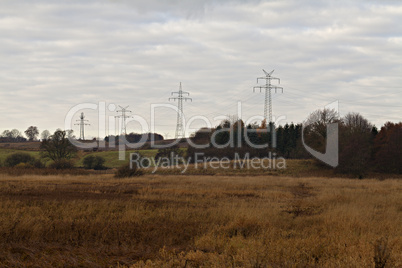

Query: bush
[115,163,143,178]
[31,159,45,168]
[374,237,391,268]
[4,152,36,167]
[82,155,107,170]
[155,146,184,164]
[49,159,75,170]
[14,163,33,169]
[130,152,150,168]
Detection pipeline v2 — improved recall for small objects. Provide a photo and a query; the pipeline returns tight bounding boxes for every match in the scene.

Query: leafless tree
[303,108,339,153]
[40,130,77,161]
[25,126,39,141]
[304,108,339,138]
[342,112,372,133]
[40,130,51,141]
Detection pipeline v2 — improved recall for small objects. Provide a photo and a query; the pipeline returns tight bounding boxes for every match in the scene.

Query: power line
[115,105,132,135]
[253,69,283,123]
[74,112,90,140]
[169,82,192,139]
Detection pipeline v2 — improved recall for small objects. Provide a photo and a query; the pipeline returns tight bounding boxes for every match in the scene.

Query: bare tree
[303,108,339,153]
[40,130,77,161]
[342,112,372,133]
[1,130,12,138]
[25,126,39,141]
[40,130,51,141]
[10,129,23,139]
[1,129,26,142]
[305,108,339,138]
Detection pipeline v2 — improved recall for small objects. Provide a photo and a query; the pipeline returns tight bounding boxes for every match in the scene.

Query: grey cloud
[0,0,401,137]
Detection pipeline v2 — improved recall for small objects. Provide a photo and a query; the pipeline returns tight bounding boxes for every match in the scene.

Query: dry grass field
[0,173,401,267]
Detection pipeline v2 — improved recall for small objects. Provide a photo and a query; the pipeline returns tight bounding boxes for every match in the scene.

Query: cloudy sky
[0,0,401,139]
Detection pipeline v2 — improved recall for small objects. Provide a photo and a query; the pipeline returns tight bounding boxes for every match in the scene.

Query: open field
[0,174,401,267]
[3,146,396,179]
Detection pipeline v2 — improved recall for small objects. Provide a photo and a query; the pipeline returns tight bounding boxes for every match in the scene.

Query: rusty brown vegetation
[0,174,401,267]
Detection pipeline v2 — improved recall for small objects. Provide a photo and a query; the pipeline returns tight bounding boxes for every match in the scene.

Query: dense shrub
[32,159,45,168]
[82,155,107,170]
[14,163,33,169]
[48,159,75,170]
[115,163,143,178]
[4,152,36,167]
[155,146,184,164]
[131,152,150,168]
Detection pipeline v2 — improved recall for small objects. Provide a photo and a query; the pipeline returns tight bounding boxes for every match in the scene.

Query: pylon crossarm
[253,86,265,92]
[270,77,280,83]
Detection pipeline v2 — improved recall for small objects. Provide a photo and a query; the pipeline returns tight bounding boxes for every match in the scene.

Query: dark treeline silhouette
[372,122,402,174]
[0,129,27,142]
[188,110,401,175]
[1,126,41,142]
[1,111,400,176]
[104,132,164,144]
[187,119,306,162]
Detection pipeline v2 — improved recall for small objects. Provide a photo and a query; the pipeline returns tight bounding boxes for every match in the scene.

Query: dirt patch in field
[0,182,142,201]
[290,182,315,198]
[283,182,322,217]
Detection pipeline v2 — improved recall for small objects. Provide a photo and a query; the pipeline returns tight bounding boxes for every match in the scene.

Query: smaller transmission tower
[169,82,192,139]
[75,112,90,140]
[115,105,132,135]
[253,69,283,124]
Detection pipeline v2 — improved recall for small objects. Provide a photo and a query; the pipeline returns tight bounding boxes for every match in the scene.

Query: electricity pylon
[75,112,90,140]
[169,82,192,139]
[115,105,132,135]
[253,69,283,124]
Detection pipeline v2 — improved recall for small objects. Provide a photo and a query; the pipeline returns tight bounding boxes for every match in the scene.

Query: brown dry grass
[0,174,401,267]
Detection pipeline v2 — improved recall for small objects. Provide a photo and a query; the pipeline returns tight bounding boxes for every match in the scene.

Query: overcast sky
[0,0,401,139]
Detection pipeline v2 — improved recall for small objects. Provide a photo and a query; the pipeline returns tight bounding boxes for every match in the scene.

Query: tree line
[104,132,164,144]
[0,126,50,142]
[188,109,401,175]
[1,109,400,175]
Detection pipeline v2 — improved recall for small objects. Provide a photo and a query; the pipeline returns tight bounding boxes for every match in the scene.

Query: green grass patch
[75,149,159,168]
[0,148,41,164]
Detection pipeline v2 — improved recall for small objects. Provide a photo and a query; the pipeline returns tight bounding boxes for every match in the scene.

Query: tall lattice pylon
[115,105,132,135]
[253,69,283,124]
[169,82,192,139]
[75,112,90,140]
